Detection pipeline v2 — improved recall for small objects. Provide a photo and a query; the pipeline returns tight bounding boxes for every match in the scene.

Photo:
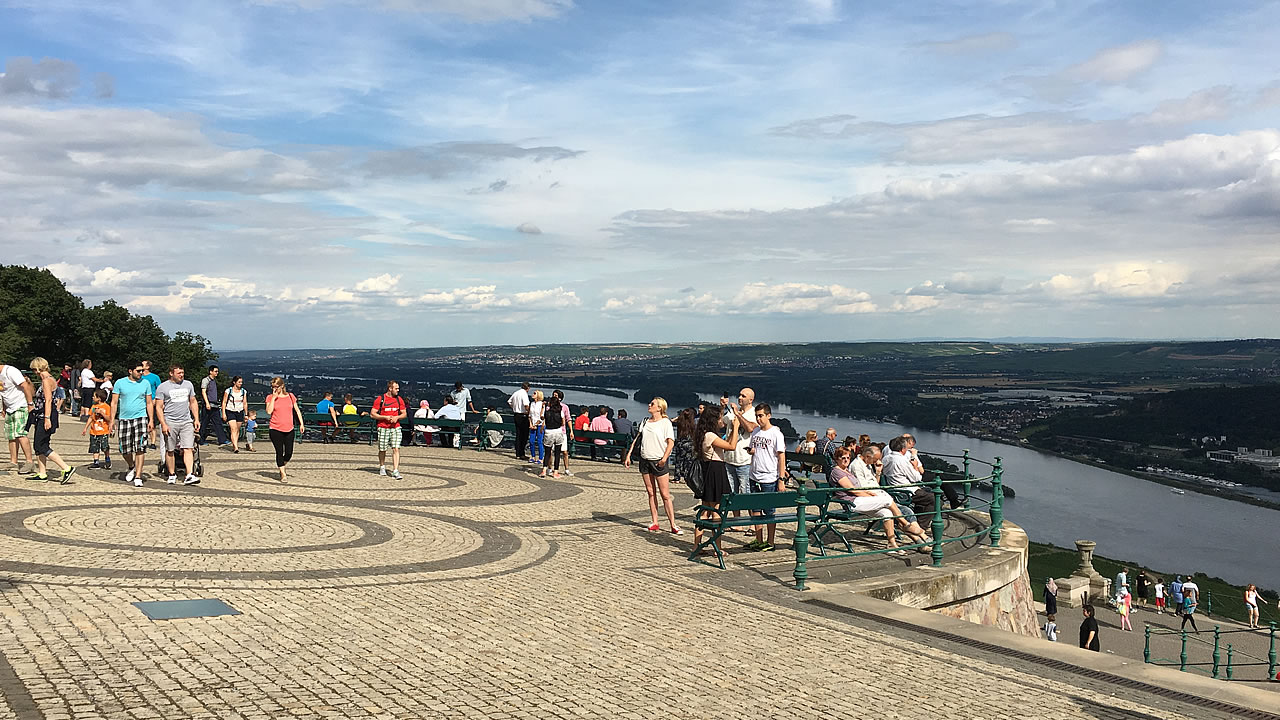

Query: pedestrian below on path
[112,361,155,486]
[1045,577,1058,617]
[156,364,201,486]
[624,397,677,534]
[244,410,258,452]
[27,357,76,483]
[691,404,739,553]
[1043,613,1058,642]
[413,400,434,446]
[539,390,572,477]
[1114,567,1128,607]
[1079,604,1100,651]
[1180,575,1200,632]
[508,382,531,461]
[1,360,36,474]
[747,404,787,551]
[222,376,247,452]
[1171,576,1185,617]
[1244,584,1269,629]
[372,381,407,478]
[81,388,112,469]
[78,359,101,422]
[527,390,545,464]
[265,377,304,482]
[316,391,338,444]
[1154,578,1166,614]
[589,406,614,461]
[1118,585,1133,631]
[1135,571,1148,608]
[199,366,229,447]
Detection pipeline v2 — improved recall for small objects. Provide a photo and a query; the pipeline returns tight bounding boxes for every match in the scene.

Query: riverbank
[1027,541,1279,627]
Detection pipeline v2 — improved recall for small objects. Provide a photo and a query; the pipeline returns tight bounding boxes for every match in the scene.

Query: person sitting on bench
[830,446,930,554]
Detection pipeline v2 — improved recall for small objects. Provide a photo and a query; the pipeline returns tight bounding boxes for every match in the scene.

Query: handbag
[684,458,705,498]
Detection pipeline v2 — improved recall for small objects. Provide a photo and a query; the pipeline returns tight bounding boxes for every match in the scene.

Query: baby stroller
[157,443,204,478]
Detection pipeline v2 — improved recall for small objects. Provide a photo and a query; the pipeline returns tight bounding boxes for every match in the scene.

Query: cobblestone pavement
[0,435,1264,719]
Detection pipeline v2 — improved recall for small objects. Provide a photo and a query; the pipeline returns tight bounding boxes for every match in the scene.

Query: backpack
[684,457,705,498]
[545,403,565,430]
[374,394,405,420]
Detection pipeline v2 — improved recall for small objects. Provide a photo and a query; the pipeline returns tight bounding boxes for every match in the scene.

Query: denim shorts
[726,463,751,495]
[752,480,778,517]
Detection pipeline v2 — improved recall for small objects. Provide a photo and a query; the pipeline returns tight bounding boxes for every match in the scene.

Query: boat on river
[1171,488,1187,495]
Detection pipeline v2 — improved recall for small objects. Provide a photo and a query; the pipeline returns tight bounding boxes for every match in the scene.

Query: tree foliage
[0,265,217,376]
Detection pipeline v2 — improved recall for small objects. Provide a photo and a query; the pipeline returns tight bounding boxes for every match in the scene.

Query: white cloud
[354,274,402,292]
[1067,40,1163,85]
[516,222,542,234]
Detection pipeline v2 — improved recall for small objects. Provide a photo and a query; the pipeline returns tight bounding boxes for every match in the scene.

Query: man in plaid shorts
[371,380,407,479]
[1,362,36,474]
[111,361,155,487]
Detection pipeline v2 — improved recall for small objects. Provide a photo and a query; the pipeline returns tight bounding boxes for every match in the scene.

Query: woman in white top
[692,405,738,551]
[528,390,545,465]
[625,397,678,534]
[1244,583,1269,629]
[221,376,247,453]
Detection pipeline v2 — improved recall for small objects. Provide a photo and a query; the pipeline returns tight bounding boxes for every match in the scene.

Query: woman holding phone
[265,377,305,482]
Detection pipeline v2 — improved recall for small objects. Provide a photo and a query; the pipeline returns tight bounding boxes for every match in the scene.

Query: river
[488,384,1280,590]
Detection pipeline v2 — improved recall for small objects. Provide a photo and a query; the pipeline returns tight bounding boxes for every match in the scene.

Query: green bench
[298,412,376,444]
[477,421,519,450]
[569,429,633,462]
[689,491,810,569]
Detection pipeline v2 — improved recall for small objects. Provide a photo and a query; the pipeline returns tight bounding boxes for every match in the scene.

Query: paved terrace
[1,437,1274,719]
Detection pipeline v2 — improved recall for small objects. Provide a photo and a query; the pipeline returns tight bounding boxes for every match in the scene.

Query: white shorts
[544,428,568,452]
[849,493,894,519]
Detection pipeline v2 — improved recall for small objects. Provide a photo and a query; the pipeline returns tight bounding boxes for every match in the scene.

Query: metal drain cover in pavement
[132,598,241,620]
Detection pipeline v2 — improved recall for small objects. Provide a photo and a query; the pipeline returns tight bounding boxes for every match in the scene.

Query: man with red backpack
[371,380,408,478]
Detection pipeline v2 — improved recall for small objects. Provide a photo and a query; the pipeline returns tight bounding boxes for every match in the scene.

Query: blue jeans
[530,426,545,463]
[726,463,751,495]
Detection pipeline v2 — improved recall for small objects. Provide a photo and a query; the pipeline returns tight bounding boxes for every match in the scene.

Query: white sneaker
[167,475,177,484]
[133,476,143,487]
[125,469,136,483]
[378,466,387,476]
[391,469,402,479]
[183,475,200,485]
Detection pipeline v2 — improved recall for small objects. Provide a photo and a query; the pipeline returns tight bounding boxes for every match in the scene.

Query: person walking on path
[1045,577,1058,617]
[156,364,201,486]
[199,366,229,447]
[1043,614,1058,642]
[111,361,154,487]
[1118,585,1133,631]
[508,382,531,461]
[528,390,545,465]
[265,377,304,482]
[56,363,72,415]
[372,381,407,478]
[1080,604,1100,651]
[139,360,162,450]
[222,376,247,452]
[80,388,112,469]
[1,360,36,475]
[1135,572,1148,608]
[1154,578,1166,614]
[624,397,678,534]
[77,359,102,422]
[1244,584,1269,629]
[27,357,76,483]
[1171,576,1185,617]
[1180,576,1201,633]
[1114,568,1128,608]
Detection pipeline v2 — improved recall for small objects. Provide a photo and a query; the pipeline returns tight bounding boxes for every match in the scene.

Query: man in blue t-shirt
[111,361,155,487]
[316,391,338,443]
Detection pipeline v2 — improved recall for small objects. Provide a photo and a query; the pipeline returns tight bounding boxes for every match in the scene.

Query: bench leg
[688,527,727,569]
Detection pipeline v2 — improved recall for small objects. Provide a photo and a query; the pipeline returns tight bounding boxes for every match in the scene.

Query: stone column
[1054,539,1112,608]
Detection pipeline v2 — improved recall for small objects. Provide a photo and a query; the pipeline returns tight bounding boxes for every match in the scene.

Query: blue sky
[2,0,1278,349]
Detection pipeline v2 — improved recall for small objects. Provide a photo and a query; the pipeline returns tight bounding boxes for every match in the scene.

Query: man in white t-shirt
[507,382,531,460]
[1,363,35,474]
[78,360,102,422]
[747,403,787,551]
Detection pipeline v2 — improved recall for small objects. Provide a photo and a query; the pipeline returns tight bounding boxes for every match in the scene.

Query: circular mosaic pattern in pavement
[213,465,466,492]
[6,503,390,554]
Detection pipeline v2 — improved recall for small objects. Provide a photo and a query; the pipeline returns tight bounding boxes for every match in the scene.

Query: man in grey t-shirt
[156,365,201,485]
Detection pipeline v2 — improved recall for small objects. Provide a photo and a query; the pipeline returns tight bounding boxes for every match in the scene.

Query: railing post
[1180,630,1188,671]
[962,449,972,510]
[930,471,945,567]
[1212,626,1221,678]
[1205,589,1212,618]
[1143,626,1151,663]
[989,457,1003,546]
[1269,622,1277,680]
[1226,644,1234,680]
[793,483,809,591]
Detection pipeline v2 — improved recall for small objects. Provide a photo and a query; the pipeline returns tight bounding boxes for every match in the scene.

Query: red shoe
[670,527,683,536]
[647,523,660,532]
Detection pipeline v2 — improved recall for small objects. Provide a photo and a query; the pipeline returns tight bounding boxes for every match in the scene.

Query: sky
[2,0,1279,350]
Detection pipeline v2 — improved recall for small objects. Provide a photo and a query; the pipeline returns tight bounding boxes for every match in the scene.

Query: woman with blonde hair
[27,357,75,483]
[797,429,818,479]
[1244,583,1269,629]
[265,377,305,482]
[528,390,545,465]
[624,397,679,534]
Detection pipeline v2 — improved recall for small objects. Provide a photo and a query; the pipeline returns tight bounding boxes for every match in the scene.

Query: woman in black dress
[669,407,698,487]
[691,405,738,553]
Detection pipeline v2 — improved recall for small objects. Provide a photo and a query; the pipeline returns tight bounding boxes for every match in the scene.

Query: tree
[0,266,84,363]
[169,331,218,375]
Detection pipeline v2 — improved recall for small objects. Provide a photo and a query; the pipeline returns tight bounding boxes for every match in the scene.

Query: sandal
[670,527,683,536]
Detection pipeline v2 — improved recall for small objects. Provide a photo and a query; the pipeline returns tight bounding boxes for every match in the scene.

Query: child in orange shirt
[81,389,113,469]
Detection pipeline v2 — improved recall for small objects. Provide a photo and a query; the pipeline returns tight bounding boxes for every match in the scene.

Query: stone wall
[929,566,1040,637]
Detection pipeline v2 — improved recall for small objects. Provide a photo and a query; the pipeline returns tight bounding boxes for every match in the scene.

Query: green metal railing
[1199,588,1280,627]
[792,451,1004,591]
[1144,622,1277,680]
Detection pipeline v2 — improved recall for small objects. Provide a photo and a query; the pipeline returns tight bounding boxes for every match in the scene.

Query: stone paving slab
[0,434,1271,718]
